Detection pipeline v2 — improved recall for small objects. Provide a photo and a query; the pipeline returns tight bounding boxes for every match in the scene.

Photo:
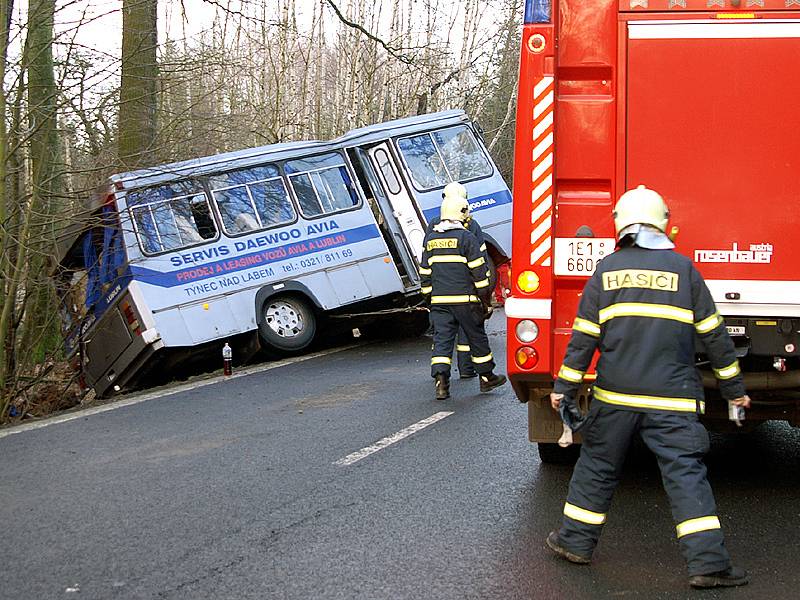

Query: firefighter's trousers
[558,403,731,576]
[430,305,494,377]
[456,327,477,376]
[427,313,476,376]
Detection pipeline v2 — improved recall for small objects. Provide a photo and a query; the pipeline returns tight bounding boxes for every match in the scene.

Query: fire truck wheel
[537,442,580,465]
[258,295,316,353]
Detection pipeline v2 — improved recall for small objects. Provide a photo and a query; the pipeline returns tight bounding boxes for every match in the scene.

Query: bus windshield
[396,125,492,190]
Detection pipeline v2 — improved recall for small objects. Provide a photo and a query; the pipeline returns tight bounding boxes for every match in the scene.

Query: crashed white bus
[54,110,512,397]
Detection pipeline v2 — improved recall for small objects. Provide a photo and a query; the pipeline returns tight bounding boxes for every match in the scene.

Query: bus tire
[387,311,430,339]
[537,442,580,465]
[405,311,431,337]
[258,295,316,353]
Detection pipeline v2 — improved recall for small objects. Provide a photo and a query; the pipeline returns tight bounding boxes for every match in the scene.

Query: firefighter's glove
[482,304,494,321]
[558,423,573,448]
[559,396,587,433]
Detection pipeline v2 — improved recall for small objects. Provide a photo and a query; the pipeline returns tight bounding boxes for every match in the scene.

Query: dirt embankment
[3,362,85,424]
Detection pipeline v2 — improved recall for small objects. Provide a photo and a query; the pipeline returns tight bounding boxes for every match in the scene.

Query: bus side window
[132,209,160,254]
[251,178,295,227]
[373,148,402,195]
[212,183,260,233]
[128,181,217,254]
[189,195,217,239]
[209,165,296,235]
[290,173,323,217]
[285,152,359,218]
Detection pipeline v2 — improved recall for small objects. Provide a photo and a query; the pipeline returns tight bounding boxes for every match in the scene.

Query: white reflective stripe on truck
[505,298,552,319]
[629,20,800,40]
[530,75,554,268]
[707,280,800,317]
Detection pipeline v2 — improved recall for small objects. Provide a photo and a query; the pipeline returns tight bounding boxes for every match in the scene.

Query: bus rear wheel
[258,295,316,353]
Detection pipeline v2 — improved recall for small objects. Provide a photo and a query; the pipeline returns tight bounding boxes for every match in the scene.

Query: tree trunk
[23,0,62,361]
[119,0,158,168]
[0,0,16,413]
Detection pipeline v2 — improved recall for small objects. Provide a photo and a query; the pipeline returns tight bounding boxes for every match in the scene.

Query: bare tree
[0,0,16,408]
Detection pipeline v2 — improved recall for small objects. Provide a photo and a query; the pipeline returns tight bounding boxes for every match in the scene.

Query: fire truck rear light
[515,346,539,369]
[528,34,546,53]
[517,270,541,293]
[516,319,540,343]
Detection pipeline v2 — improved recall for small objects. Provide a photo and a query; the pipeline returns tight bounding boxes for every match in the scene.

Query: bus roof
[111,109,469,192]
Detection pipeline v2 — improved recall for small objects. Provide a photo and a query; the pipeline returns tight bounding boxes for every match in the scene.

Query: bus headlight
[517,270,540,293]
[515,346,539,369]
[516,319,539,343]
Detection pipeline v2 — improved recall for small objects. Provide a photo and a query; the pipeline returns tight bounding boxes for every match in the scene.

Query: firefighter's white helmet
[613,185,670,235]
[440,182,469,222]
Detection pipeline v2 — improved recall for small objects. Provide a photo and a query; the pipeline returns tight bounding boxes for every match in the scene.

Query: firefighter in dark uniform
[545,186,751,589]
[420,185,506,400]
[425,182,492,379]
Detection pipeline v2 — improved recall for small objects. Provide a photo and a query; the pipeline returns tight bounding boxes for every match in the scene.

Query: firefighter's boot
[434,374,450,400]
[459,367,477,379]
[688,567,749,589]
[479,372,507,393]
[545,531,591,565]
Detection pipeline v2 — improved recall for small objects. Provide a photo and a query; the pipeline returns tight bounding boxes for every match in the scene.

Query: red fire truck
[506,0,800,462]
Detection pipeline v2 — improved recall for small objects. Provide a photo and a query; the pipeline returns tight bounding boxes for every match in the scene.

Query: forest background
[0,0,523,422]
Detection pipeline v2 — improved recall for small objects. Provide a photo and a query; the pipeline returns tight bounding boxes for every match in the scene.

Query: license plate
[726,326,746,336]
[554,238,616,276]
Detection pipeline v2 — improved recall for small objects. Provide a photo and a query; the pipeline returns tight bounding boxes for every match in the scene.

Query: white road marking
[334,411,454,467]
[0,344,359,440]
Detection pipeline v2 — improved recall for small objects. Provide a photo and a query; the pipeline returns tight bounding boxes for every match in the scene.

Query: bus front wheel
[258,295,316,353]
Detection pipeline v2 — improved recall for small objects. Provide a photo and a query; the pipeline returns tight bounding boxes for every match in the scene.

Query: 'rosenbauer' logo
[694,242,773,264]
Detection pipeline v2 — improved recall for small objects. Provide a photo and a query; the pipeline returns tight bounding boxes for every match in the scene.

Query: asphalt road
[1,312,799,600]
